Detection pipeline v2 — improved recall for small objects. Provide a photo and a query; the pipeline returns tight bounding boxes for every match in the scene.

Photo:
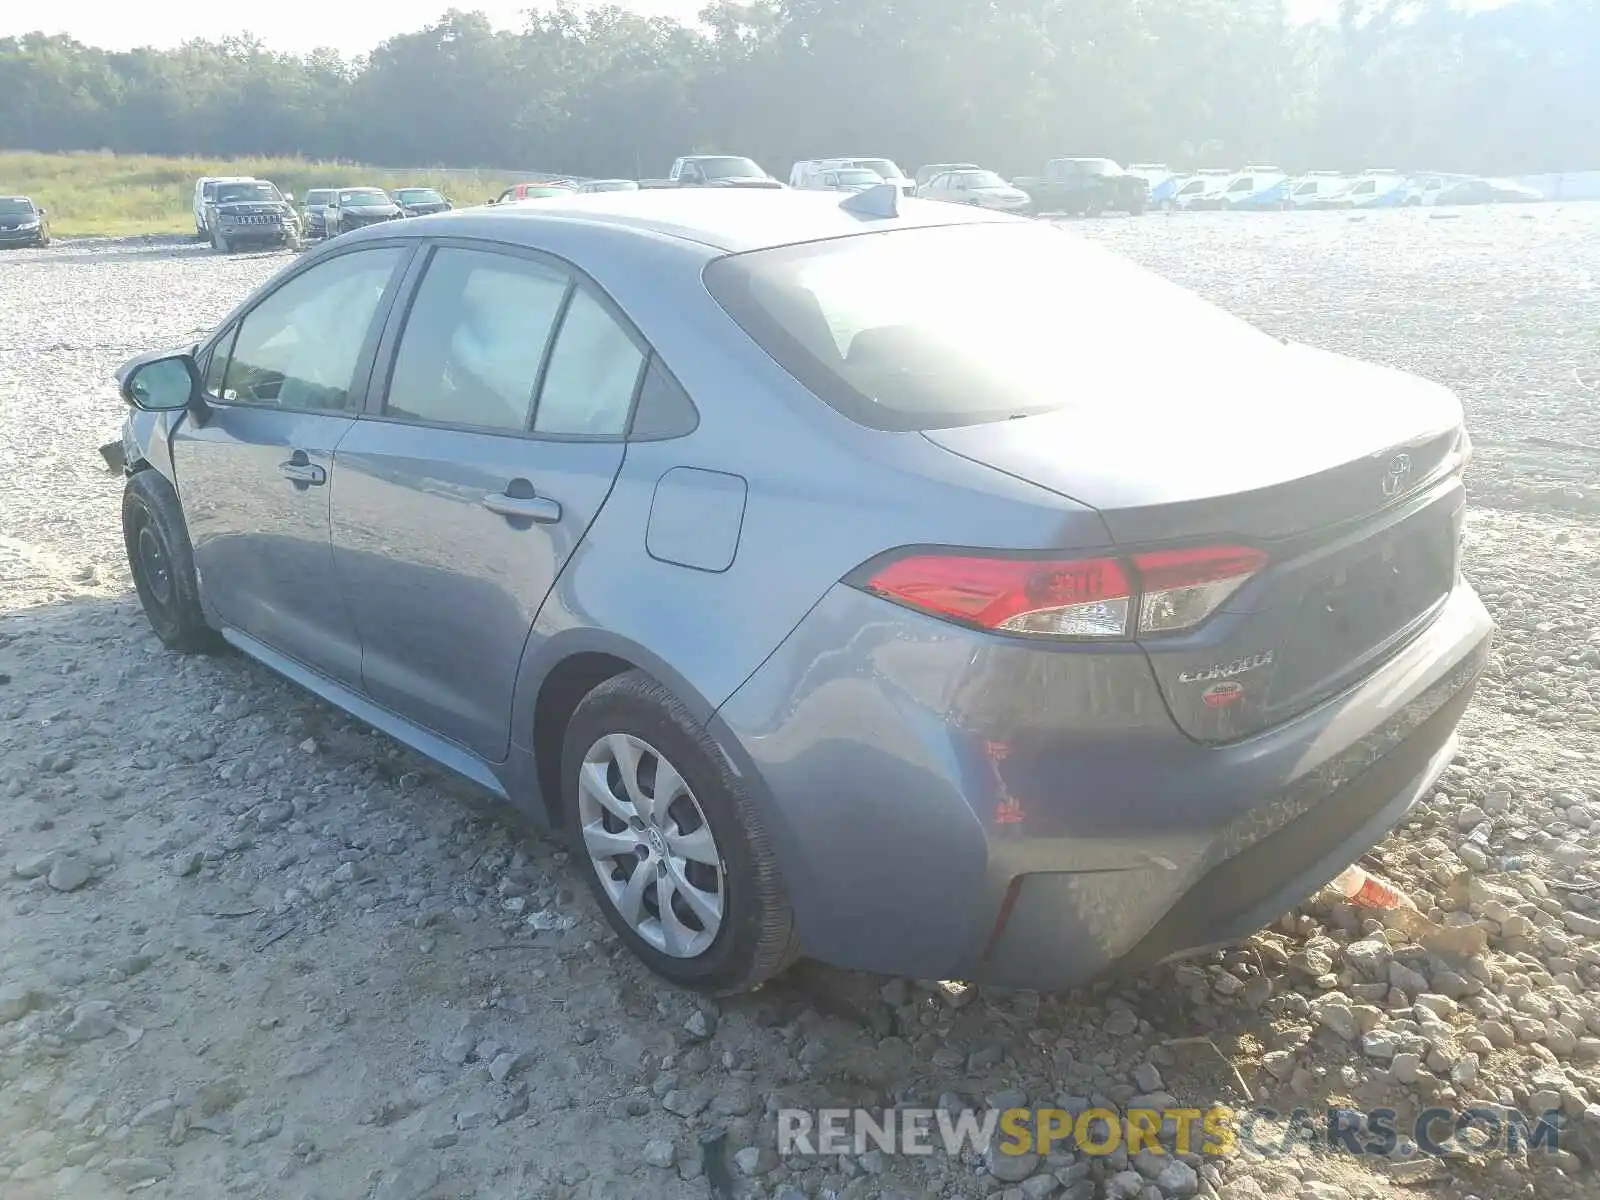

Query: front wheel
[122,471,223,654]
[562,671,798,994]
[210,229,231,253]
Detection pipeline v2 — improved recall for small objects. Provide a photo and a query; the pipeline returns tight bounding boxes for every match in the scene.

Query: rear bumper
[713,579,1492,988]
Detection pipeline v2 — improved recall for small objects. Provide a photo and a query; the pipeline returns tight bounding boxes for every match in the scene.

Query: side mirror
[121,354,201,412]
[38,206,47,216]
[283,191,295,203]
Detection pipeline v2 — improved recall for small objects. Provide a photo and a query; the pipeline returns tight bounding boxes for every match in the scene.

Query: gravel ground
[1,208,1598,1200]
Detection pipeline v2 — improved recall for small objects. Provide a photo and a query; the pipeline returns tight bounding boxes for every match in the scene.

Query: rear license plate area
[1269,516,1456,708]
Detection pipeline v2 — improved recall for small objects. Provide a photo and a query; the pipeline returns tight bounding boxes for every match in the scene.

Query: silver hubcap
[577,733,725,959]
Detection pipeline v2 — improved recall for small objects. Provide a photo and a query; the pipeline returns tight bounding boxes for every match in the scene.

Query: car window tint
[385,247,569,432]
[533,288,646,437]
[221,247,403,412]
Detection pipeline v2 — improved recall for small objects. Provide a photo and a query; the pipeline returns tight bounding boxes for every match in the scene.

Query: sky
[0,0,710,58]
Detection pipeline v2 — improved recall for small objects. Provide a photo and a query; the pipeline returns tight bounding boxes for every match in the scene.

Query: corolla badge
[1178,650,1274,685]
[1381,452,1414,498]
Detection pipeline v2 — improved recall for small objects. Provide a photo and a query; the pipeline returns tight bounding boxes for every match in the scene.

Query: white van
[194,176,259,240]
[792,157,914,195]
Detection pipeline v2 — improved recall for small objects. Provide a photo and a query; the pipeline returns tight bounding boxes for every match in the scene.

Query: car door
[176,243,412,685]
[330,241,644,761]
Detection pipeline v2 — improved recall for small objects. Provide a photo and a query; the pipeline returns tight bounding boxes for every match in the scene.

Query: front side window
[533,289,646,437]
[1228,177,1254,192]
[384,247,570,432]
[219,247,405,411]
[705,222,1261,432]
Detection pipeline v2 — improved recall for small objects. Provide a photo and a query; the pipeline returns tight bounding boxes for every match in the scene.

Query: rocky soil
[1,207,1598,1200]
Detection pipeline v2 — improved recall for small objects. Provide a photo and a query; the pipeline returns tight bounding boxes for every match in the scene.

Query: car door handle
[480,491,561,523]
[278,459,326,485]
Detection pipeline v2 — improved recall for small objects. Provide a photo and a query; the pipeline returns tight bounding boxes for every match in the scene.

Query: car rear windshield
[704,221,1248,431]
[0,198,34,216]
[693,157,763,180]
[850,160,902,180]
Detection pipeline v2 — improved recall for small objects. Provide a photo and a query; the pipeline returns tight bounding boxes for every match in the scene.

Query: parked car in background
[642,156,785,189]
[914,162,979,188]
[1433,177,1542,206]
[1164,170,1233,211]
[805,167,886,194]
[0,195,51,247]
[394,187,452,216]
[494,181,578,204]
[299,188,338,238]
[1337,170,1411,209]
[1013,158,1148,216]
[577,179,640,193]
[1209,165,1290,211]
[193,175,259,241]
[819,158,915,196]
[203,179,301,253]
[1285,172,1353,210]
[326,188,405,237]
[917,168,1031,213]
[1127,163,1181,207]
[106,188,1490,995]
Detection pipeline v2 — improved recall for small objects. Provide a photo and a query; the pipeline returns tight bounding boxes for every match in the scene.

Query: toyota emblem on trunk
[1381,452,1413,498]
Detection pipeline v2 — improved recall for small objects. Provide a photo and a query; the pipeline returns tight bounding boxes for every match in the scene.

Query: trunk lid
[923,344,1466,741]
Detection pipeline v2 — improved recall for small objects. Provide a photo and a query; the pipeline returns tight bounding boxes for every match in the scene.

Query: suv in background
[203,179,301,253]
[1013,158,1149,216]
[193,176,259,240]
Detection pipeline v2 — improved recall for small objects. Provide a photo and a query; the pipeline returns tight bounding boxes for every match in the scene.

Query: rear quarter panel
[508,228,1112,739]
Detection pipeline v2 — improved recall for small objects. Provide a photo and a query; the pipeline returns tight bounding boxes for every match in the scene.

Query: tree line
[1,0,1594,180]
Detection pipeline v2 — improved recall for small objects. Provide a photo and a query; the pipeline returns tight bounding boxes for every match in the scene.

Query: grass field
[0,151,526,236]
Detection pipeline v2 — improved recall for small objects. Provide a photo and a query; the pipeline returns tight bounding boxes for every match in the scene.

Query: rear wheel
[562,671,798,994]
[122,471,223,654]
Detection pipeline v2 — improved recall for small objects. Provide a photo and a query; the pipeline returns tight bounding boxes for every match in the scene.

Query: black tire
[561,670,799,994]
[122,471,223,654]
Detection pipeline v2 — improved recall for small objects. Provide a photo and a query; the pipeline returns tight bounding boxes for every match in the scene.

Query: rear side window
[384,247,570,432]
[532,289,646,437]
[704,221,1253,432]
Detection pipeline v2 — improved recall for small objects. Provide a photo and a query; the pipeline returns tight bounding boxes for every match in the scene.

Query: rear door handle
[480,491,561,524]
[278,456,326,485]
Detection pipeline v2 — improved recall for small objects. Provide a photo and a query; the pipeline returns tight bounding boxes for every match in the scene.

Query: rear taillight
[1132,545,1268,633]
[856,544,1267,640]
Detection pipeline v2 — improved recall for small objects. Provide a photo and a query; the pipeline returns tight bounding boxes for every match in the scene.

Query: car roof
[365,188,1013,254]
[0,194,32,202]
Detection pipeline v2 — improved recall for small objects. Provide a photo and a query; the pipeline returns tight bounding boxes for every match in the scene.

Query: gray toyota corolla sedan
[107,187,1492,994]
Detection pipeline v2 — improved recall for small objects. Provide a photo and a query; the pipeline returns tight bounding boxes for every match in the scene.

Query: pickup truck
[1012,158,1148,216]
[639,156,785,190]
